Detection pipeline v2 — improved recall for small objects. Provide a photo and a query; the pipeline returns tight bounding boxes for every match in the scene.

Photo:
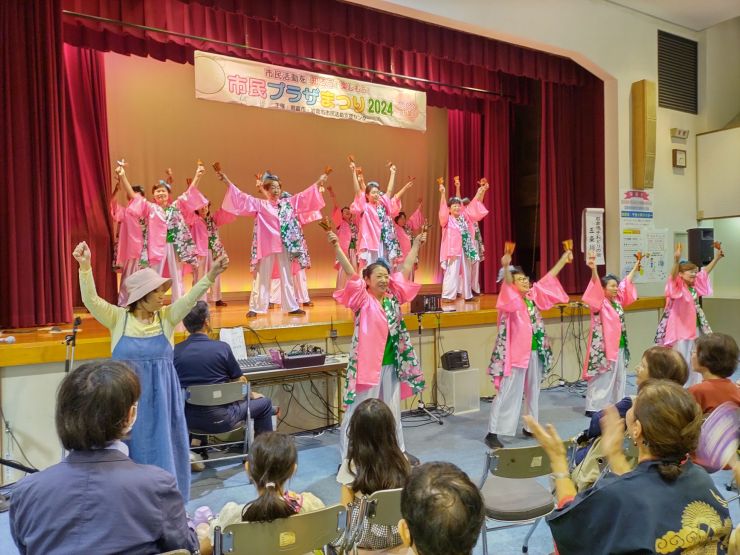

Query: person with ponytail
[526,380,732,555]
[203,432,323,555]
[581,252,640,415]
[655,242,725,387]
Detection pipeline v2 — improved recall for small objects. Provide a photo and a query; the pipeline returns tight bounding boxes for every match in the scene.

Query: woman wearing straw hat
[73,240,229,502]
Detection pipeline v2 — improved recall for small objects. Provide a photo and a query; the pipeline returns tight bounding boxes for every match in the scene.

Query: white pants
[117,258,140,306]
[585,348,627,412]
[269,270,310,305]
[153,244,183,303]
[192,253,222,302]
[488,352,543,436]
[471,260,481,294]
[675,338,703,387]
[442,255,472,300]
[359,244,385,269]
[339,364,405,458]
[252,251,299,314]
[336,250,357,290]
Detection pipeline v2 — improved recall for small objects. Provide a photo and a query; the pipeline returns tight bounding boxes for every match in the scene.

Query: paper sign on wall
[194,51,427,131]
[582,208,605,265]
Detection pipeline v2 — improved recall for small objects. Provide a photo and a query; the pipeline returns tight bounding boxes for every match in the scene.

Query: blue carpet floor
[2,376,738,555]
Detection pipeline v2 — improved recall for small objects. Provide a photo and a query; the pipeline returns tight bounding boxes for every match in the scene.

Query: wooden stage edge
[0,292,665,368]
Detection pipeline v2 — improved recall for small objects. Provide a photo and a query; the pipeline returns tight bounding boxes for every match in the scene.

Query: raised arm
[115,166,137,201]
[166,256,229,324]
[474,179,490,202]
[400,231,427,279]
[703,243,724,275]
[587,251,598,281]
[392,179,414,202]
[437,179,449,226]
[349,161,362,194]
[625,256,640,282]
[385,163,397,197]
[670,244,682,278]
[73,241,121,329]
[548,249,574,278]
[328,232,354,275]
[453,176,461,199]
[189,163,206,189]
[501,252,514,284]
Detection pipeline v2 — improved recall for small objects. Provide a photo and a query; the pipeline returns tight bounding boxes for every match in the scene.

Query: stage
[0,292,664,368]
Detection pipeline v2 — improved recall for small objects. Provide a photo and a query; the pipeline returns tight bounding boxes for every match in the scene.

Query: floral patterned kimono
[351,192,402,266]
[655,268,713,346]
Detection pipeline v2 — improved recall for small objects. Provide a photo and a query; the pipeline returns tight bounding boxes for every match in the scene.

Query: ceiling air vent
[658,30,697,114]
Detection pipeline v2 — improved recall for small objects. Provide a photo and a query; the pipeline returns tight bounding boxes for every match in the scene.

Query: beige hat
[119,268,172,307]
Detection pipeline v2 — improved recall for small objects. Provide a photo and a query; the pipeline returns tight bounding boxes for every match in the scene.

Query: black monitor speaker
[687,228,714,267]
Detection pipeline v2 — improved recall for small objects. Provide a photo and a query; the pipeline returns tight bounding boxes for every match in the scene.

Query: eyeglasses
[513,276,530,283]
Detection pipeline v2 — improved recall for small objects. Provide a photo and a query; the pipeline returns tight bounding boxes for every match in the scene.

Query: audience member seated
[174,301,274,437]
[398,462,484,555]
[10,361,197,555]
[202,432,323,555]
[574,345,688,464]
[689,332,740,414]
[336,398,411,552]
[526,380,732,555]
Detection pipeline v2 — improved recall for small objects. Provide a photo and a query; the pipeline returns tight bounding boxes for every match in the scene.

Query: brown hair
[242,432,298,523]
[695,333,740,378]
[347,399,410,495]
[678,261,698,273]
[56,361,140,451]
[642,346,688,386]
[633,379,703,481]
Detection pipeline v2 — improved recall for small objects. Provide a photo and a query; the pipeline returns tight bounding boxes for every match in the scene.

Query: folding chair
[344,488,403,551]
[212,503,349,555]
[185,381,252,465]
[478,441,574,554]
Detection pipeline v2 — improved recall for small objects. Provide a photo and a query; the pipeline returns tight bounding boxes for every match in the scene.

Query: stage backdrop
[105,52,449,295]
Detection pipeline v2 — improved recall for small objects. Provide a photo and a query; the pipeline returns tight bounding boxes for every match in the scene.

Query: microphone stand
[64,316,82,374]
[415,313,442,425]
[0,458,37,512]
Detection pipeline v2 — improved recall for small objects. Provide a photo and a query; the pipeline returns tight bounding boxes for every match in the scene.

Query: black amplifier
[411,294,443,314]
[441,350,470,370]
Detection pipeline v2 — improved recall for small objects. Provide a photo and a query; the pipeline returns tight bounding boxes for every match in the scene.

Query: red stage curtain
[0,0,72,328]
[539,81,605,293]
[64,44,117,305]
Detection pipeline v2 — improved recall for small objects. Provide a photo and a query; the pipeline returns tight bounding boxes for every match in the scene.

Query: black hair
[242,432,298,523]
[131,185,145,196]
[361,259,391,280]
[447,196,463,208]
[56,361,141,451]
[394,211,407,224]
[695,333,740,378]
[401,462,484,555]
[347,399,410,495]
[183,301,209,334]
[600,273,619,287]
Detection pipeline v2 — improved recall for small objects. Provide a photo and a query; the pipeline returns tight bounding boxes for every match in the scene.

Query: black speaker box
[687,228,714,267]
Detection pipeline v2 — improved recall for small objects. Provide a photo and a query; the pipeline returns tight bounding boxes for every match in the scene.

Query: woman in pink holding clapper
[581,253,640,415]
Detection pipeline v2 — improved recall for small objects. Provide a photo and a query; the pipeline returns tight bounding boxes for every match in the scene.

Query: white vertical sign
[582,208,605,265]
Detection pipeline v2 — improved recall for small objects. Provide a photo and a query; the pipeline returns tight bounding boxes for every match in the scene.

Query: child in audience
[203,432,323,555]
[336,398,411,552]
[399,462,484,555]
[689,332,740,414]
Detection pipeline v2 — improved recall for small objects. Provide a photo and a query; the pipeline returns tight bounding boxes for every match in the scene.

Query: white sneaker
[190,451,206,472]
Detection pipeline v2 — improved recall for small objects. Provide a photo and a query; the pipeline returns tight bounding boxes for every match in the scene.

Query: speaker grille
[658,31,697,114]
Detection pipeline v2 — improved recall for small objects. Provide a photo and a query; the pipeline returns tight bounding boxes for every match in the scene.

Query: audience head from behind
[183,300,210,334]
[692,332,740,379]
[635,345,689,388]
[57,359,140,451]
[347,398,410,495]
[242,432,299,522]
[629,379,703,481]
[399,462,484,555]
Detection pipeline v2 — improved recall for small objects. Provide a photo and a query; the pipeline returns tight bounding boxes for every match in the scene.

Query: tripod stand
[414,313,442,425]
[64,317,82,374]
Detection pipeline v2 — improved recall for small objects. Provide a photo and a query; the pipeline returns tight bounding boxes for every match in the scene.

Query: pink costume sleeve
[407,205,425,231]
[496,281,526,313]
[388,272,422,304]
[463,198,489,222]
[222,183,260,217]
[289,183,325,215]
[212,207,236,227]
[616,278,638,307]
[126,195,147,218]
[110,199,124,222]
[582,277,605,311]
[175,184,208,214]
[665,275,685,300]
[388,195,401,217]
[529,273,569,311]
[331,205,343,228]
[694,268,713,297]
[350,191,365,216]
[438,196,449,227]
[333,274,369,312]
[299,209,323,226]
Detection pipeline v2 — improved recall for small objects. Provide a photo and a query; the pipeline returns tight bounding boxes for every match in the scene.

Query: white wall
[354,0,740,297]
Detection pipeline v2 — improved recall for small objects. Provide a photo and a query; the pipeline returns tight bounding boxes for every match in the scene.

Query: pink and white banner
[194,51,427,131]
